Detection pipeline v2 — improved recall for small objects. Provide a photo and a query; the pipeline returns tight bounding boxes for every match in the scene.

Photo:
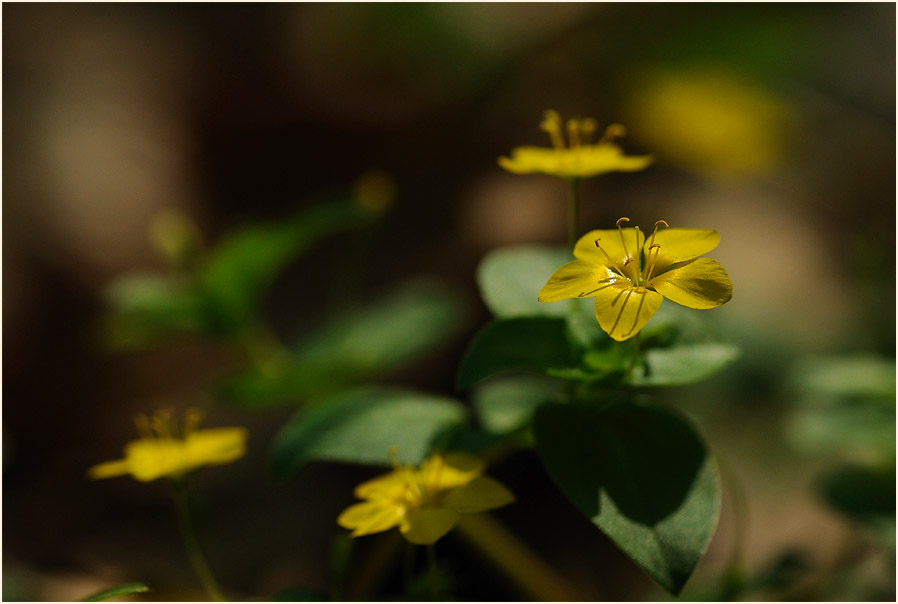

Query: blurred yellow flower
[499,110,653,179]
[88,409,247,482]
[337,450,514,545]
[623,69,789,181]
[539,218,733,341]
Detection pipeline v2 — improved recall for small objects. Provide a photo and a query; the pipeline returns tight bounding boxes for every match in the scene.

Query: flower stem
[171,479,226,602]
[623,333,641,383]
[456,514,586,601]
[566,177,580,250]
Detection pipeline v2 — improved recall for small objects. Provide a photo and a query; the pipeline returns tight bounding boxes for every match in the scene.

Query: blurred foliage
[271,387,467,478]
[219,280,467,406]
[80,583,150,602]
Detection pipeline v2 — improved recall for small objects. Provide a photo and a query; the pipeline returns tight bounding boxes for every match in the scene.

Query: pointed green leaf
[457,317,576,389]
[81,583,149,602]
[271,388,467,477]
[534,402,720,595]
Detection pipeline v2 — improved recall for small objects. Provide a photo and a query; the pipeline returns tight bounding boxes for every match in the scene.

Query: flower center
[540,110,625,150]
[594,218,670,286]
[134,408,204,442]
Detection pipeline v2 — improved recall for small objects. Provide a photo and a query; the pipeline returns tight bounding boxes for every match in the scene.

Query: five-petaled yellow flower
[498,110,653,179]
[539,218,733,341]
[337,450,514,545]
[88,409,247,482]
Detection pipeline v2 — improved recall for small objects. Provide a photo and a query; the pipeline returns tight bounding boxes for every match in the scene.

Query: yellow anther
[580,118,598,144]
[645,219,669,262]
[599,123,627,144]
[643,243,663,281]
[134,414,154,441]
[566,119,581,148]
[540,110,565,149]
[594,238,617,267]
[183,408,204,436]
[151,409,174,439]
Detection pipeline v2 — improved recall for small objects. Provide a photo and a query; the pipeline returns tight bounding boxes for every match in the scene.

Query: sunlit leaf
[534,401,720,595]
[472,375,564,434]
[629,344,741,387]
[476,245,572,318]
[271,388,467,477]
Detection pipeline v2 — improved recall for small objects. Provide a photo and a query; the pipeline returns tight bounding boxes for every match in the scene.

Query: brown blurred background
[3,3,895,601]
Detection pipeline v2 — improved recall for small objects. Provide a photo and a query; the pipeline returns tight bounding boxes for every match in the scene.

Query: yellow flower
[337,450,514,545]
[539,218,733,341]
[498,110,653,179]
[88,409,247,482]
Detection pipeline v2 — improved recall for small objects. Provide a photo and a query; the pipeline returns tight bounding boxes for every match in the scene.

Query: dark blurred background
[3,3,895,601]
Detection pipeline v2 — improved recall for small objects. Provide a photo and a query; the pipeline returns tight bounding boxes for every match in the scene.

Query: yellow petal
[650,258,733,309]
[648,228,720,271]
[443,476,514,513]
[417,452,483,491]
[498,145,652,179]
[338,501,405,537]
[354,468,411,500]
[400,507,461,545]
[593,283,664,342]
[574,228,644,276]
[575,144,654,176]
[185,428,248,468]
[87,459,131,480]
[123,439,188,481]
[538,260,611,303]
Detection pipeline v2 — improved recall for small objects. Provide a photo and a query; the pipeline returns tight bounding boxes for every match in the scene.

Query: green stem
[566,178,580,250]
[456,514,586,601]
[172,479,226,602]
[623,333,641,383]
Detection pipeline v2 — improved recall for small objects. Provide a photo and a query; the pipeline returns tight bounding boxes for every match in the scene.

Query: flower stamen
[567,119,581,148]
[599,123,627,144]
[580,118,597,144]
[643,244,662,281]
[540,110,565,149]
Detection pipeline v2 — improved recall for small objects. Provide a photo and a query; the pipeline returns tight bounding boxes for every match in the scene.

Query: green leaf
[534,401,720,595]
[476,245,571,318]
[790,354,896,401]
[103,274,205,348]
[294,280,467,384]
[81,583,149,602]
[472,375,564,434]
[200,199,370,332]
[629,344,741,387]
[218,280,467,407]
[457,317,576,390]
[271,388,467,477]
[817,464,896,524]
[787,402,896,459]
